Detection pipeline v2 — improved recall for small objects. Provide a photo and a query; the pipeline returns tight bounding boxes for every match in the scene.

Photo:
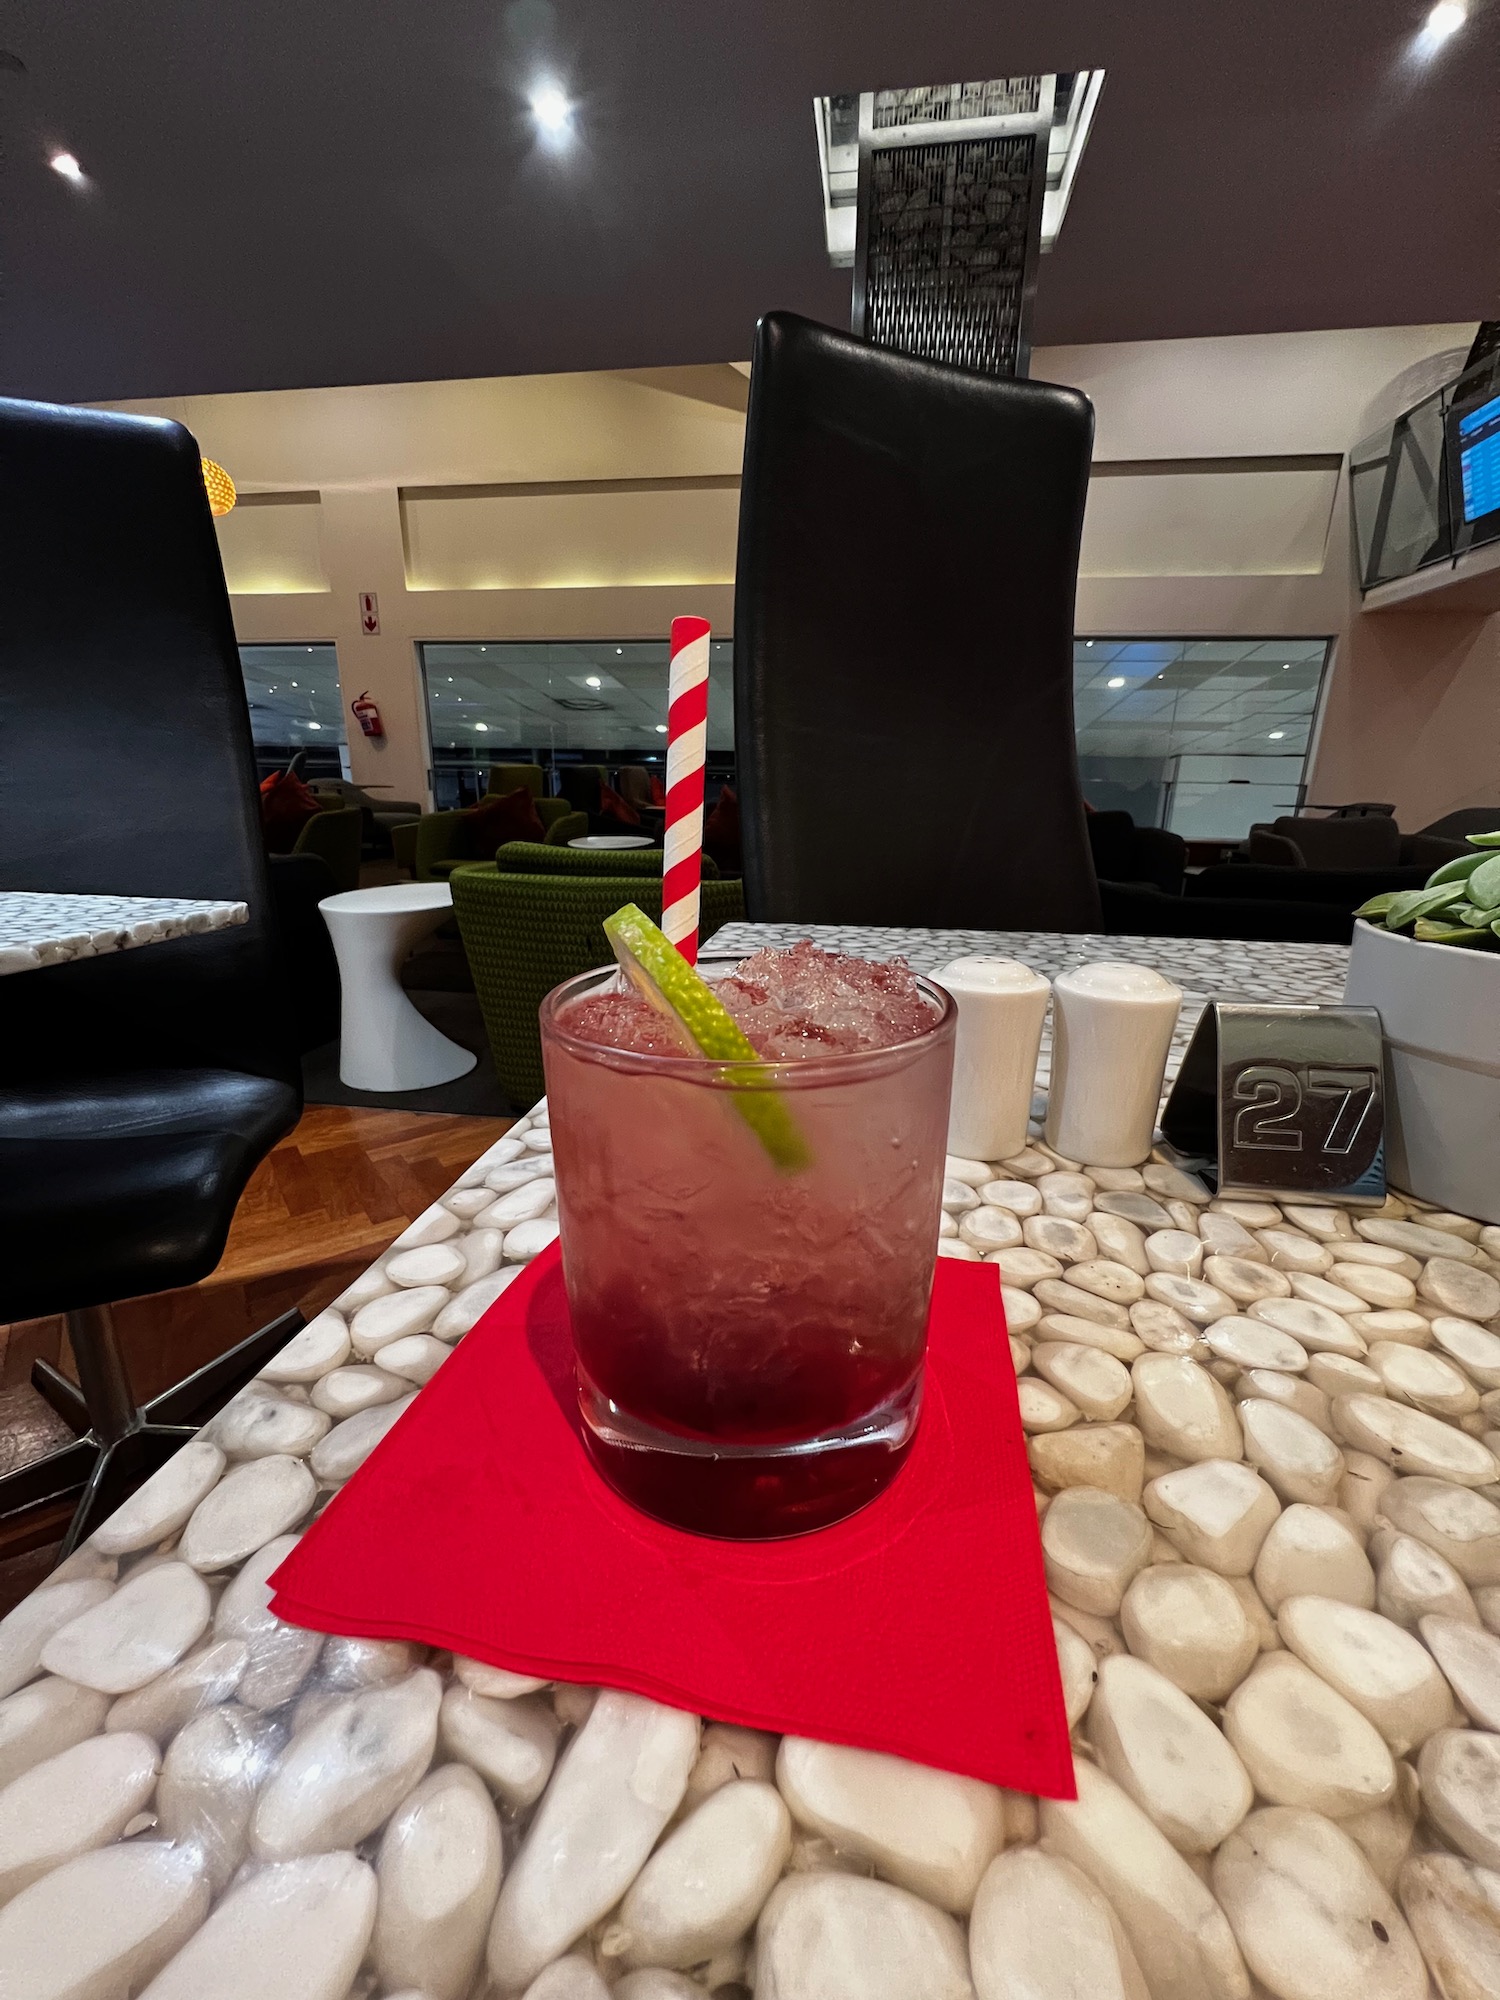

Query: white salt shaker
[1046,962,1182,1167]
[936,956,1051,1163]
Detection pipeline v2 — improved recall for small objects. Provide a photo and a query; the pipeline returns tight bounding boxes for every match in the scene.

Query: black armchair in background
[1085,811,1187,897]
[0,396,305,1555]
[734,312,1099,931]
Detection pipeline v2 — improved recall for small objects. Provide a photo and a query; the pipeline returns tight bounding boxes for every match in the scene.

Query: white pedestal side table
[319,883,478,1092]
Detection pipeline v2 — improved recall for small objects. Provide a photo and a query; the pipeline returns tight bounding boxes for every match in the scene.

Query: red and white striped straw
[662,615,711,964]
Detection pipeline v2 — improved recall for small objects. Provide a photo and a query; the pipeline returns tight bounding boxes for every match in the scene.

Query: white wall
[108,323,1491,823]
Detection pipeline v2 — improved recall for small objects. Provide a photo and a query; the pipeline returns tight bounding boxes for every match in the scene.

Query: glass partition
[1350,349,1500,592]
[1073,638,1330,841]
[239,644,348,782]
[420,639,736,808]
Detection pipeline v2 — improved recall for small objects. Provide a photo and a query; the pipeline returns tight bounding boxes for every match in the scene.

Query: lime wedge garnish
[602,903,811,1172]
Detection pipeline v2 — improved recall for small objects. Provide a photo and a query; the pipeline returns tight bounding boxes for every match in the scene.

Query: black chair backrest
[0,397,299,1089]
[1271,814,1401,871]
[733,312,1099,930]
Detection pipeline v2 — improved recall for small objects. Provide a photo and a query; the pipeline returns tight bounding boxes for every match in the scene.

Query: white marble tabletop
[0,893,249,977]
[711,923,1351,1099]
[0,927,1496,2000]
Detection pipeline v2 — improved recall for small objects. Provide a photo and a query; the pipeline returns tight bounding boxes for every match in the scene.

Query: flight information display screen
[1456,392,1500,524]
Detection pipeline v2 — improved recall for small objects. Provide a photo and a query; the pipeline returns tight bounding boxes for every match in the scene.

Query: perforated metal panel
[860,135,1040,377]
[851,77,1052,378]
[870,78,1042,127]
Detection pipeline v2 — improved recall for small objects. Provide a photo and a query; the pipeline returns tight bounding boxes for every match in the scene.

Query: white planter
[1343,919,1500,1224]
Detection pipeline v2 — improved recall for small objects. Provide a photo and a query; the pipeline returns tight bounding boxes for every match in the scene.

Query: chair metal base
[0,1300,305,1560]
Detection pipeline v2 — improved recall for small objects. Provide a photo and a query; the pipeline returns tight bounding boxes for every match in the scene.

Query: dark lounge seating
[734,312,1099,930]
[0,396,305,1554]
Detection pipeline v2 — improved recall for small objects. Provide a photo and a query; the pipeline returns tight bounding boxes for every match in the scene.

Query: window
[420,640,735,808]
[240,644,348,781]
[1073,639,1331,841]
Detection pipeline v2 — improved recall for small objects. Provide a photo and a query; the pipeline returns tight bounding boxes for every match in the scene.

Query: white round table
[319,883,478,1092]
[568,834,655,850]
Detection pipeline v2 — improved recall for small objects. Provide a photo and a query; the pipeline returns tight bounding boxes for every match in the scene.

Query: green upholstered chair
[292,804,362,893]
[390,818,420,874]
[449,863,745,1108]
[541,808,589,846]
[556,764,606,815]
[486,764,544,798]
[409,798,586,879]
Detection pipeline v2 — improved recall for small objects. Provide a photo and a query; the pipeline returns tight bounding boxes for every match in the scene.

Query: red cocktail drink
[540,943,956,1536]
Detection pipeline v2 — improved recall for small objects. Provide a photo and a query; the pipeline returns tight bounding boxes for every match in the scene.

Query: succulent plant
[1354,830,1500,947]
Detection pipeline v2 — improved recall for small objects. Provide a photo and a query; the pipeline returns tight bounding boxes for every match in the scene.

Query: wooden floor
[0,1105,510,1608]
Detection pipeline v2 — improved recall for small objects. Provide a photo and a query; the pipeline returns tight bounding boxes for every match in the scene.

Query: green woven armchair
[449,863,745,1108]
[491,841,716,878]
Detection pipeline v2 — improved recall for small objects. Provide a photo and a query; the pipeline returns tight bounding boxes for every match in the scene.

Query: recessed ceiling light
[49,151,84,183]
[1423,0,1466,38]
[655,724,668,734]
[307,720,322,730]
[1282,663,1290,670]
[585,675,602,688]
[616,647,623,654]
[474,721,489,732]
[1084,640,1094,648]
[290,681,298,688]
[530,83,572,137]
[1107,676,1126,689]
[1268,730,1285,740]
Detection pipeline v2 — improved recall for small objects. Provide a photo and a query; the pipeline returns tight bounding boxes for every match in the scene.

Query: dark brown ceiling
[1,0,1495,402]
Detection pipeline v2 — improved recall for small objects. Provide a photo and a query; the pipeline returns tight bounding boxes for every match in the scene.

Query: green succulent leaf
[1427,852,1489,886]
[1384,884,1471,931]
[1352,892,1401,921]
[1413,919,1493,946]
[1464,831,1500,848]
[1453,903,1490,927]
[1467,853,1500,910]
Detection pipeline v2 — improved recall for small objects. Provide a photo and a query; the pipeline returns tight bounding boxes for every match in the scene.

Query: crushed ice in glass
[565,940,938,1059]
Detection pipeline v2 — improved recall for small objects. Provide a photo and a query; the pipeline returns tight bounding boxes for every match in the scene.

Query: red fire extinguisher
[351,691,385,740]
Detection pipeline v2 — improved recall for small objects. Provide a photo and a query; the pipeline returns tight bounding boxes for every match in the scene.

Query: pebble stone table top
[0,893,249,976]
[3,927,1500,2000]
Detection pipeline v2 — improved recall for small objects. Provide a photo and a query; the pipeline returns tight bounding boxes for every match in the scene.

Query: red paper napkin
[270,1244,1074,1798]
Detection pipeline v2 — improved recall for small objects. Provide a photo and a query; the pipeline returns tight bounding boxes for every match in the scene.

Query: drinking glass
[540,960,956,1537]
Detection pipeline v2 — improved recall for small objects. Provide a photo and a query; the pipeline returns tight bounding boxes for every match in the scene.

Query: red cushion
[703,783,741,873]
[597,782,642,827]
[259,770,323,853]
[649,771,666,807]
[459,786,546,856]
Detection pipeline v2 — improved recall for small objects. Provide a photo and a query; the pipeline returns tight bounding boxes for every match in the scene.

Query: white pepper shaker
[1045,962,1182,1167]
[936,956,1051,1163]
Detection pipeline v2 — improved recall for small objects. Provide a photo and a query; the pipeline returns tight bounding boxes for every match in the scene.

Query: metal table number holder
[1160,1002,1386,1206]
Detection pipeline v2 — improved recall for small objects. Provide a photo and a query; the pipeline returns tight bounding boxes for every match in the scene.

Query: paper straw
[662,615,711,964]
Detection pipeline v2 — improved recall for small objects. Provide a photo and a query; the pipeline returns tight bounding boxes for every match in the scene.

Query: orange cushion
[459,786,546,856]
[259,770,323,853]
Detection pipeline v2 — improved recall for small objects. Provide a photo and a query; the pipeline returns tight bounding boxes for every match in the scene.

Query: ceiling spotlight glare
[474,721,490,732]
[585,675,602,688]
[655,724,668,734]
[1107,676,1126,689]
[1268,730,1285,740]
[1424,0,1467,38]
[49,151,84,183]
[530,84,571,138]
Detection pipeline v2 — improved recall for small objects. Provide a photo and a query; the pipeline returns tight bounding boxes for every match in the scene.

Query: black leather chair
[0,397,304,1555]
[734,312,1099,930]
[1086,812,1187,897]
